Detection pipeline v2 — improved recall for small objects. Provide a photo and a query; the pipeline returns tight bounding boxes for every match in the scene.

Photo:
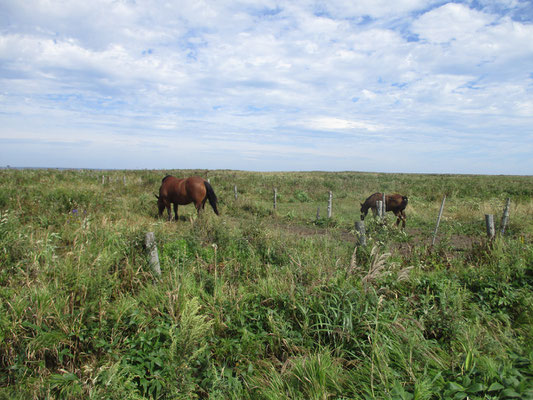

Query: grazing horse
[156,175,219,221]
[360,193,408,228]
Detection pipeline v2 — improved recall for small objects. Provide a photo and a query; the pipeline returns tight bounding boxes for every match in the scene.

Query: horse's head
[155,194,165,216]
[360,203,367,220]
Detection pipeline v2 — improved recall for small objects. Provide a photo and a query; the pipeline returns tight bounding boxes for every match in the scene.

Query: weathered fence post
[145,232,161,277]
[432,195,446,246]
[102,175,105,185]
[500,198,510,235]
[234,185,238,200]
[327,191,333,218]
[382,192,386,219]
[376,201,383,218]
[316,206,320,221]
[355,221,367,246]
[273,188,277,210]
[123,176,126,185]
[485,214,495,240]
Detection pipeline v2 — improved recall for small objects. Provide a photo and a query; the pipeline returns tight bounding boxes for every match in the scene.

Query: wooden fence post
[500,198,510,235]
[382,192,386,219]
[376,201,383,218]
[273,188,277,210]
[485,214,495,240]
[327,191,333,218]
[123,176,126,185]
[145,232,161,277]
[234,185,238,200]
[102,175,105,185]
[432,195,446,246]
[355,221,366,246]
[316,206,320,221]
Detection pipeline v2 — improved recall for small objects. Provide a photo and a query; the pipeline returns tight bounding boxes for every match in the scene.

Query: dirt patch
[405,227,480,249]
[270,221,481,257]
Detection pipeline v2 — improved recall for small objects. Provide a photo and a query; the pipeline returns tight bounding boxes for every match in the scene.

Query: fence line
[96,177,515,241]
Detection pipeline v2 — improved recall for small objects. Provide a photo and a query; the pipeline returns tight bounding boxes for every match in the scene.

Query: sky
[1,0,532,174]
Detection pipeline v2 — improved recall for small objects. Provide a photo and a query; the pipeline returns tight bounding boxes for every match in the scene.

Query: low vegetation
[0,169,532,399]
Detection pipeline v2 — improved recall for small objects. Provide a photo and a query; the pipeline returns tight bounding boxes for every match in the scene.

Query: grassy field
[0,168,532,399]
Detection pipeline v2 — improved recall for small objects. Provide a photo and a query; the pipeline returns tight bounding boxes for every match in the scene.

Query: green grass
[0,169,532,399]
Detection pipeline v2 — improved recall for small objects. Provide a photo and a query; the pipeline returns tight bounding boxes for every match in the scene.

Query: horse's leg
[401,210,406,229]
[166,204,171,221]
[393,211,401,227]
[173,203,178,221]
[195,200,203,215]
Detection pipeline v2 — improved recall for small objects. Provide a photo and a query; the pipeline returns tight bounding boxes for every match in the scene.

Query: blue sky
[1,0,532,174]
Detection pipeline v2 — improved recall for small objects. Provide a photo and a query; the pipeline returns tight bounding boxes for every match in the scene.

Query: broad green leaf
[446,382,466,392]
[487,382,505,392]
[453,391,468,400]
[466,383,486,393]
[500,388,521,398]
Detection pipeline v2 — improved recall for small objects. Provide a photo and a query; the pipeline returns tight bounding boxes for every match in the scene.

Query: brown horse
[360,193,408,228]
[156,175,219,221]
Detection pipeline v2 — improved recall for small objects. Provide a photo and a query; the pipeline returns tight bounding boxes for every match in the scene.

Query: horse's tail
[204,181,219,215]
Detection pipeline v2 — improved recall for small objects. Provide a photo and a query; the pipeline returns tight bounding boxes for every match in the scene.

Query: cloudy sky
[1,0,532,174]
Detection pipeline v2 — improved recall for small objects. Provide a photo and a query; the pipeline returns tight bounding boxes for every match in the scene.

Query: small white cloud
[301,117,385,132]
[412,3,495,43]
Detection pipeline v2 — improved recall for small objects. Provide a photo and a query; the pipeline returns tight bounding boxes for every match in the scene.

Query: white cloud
[412,3,494,43]
[302,117,385,132]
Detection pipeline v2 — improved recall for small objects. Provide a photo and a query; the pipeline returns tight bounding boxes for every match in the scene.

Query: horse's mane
[162,175,173,183]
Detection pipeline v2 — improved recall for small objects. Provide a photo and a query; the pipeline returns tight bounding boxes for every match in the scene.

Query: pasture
[0,168,532,399]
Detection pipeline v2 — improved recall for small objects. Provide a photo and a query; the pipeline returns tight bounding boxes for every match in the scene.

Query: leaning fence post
[327,191,333,218]
[500,198,510,235]
[145,232,161,277]
[273,188,277,210]
[432,195,446,246]
[485,214,495,240]
[355,221,367,246]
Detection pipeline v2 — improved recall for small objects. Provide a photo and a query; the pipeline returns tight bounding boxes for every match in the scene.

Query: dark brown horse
[360,193,408,228]
[156,175,219,221]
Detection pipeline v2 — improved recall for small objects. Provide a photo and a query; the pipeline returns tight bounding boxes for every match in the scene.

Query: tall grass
[0,169,532,399]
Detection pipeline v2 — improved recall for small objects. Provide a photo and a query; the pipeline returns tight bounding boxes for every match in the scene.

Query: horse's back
[159,176,180,194]
[160,176,206,204]
[386,194,408,211]
[363,192,407,210]
[363,192,382,206]
[185,176,207,200]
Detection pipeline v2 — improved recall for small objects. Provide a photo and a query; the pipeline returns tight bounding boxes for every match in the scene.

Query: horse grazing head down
[156,175,219,221]
[360,192,408,228]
